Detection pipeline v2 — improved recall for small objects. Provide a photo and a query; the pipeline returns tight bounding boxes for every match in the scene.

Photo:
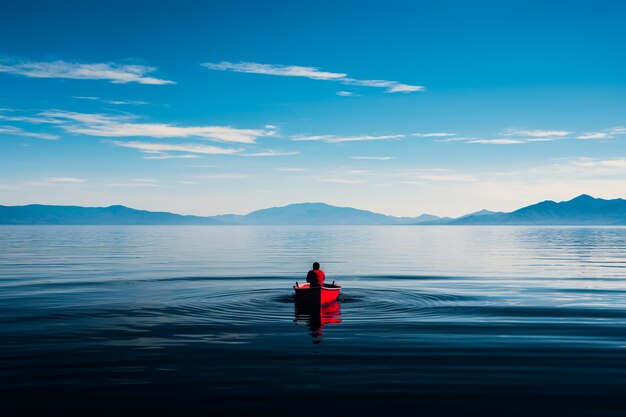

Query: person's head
[312,262,320,270]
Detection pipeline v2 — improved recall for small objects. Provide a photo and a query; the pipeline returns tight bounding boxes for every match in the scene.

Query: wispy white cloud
[0,125,59,140]
[142,152,199,160]
[111,141,242,155]
[336,91,355,97]
[441,129,568,145]
[441,133,564,145]
[413,133,456,137]
[39,110,275,144]
[577,132,609,140]
[577,127,625,140]
[202,61,424,93]
[0,60,174,85]
[40,111,123,125]
[349,156,394,160]
[525,137,561,142]
[275,167,306,172]
[571,157,626,169]
[74,96,149,105]
[505,129,570,137]
[436,136,480,143]
[468,139,525,145]
[202,62,346,80]
[292,132,453,143]
[74,96,100,101]
[240,150,299,157]
[106,100,150,105]
[292,134,403,143]
[341,78,423,93]
[44,177,85,183]
[0,110,62,124]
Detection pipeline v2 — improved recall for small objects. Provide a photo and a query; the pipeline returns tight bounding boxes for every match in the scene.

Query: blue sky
[1,0,625,216]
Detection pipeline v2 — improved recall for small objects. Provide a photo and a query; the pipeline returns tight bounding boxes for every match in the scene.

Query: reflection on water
[2,225,626,281]
[2,226,626,415]
[294,300,342,343]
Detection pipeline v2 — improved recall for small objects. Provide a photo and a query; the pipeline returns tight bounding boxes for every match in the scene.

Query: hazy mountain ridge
[0,204,222,225]
[185,202,443,225]
[451,195,626,225]
[214,202,404,225]
[1,195,624,225]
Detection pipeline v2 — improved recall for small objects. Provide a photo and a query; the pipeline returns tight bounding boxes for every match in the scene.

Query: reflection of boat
[293,282,341,305]
[294,300,342,343]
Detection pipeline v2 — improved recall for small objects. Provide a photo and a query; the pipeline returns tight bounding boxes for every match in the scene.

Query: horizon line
[0,193,607,219]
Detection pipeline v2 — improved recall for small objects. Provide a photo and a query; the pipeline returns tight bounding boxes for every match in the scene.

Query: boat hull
[294,283,341,304]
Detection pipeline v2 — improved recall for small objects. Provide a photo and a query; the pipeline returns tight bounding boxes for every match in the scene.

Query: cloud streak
[142,153,199,160]
[240,150,299,157]
[0,60,174,85]
[505,129,570,137]
[45,177,85,183]
[39,111,275,144]
[292,132,453,143]
[0,125,59,140]
[577,133,608,140]
[0,111,62,124]
[571,157,626,169]
[203,62,346,80]
[111,141,243,155]
[202,61,424,93]
[74,96,149,105]
[350,156,394,160]
[468,139,525,145]
[449,126,624,145]
[577,127,626,140]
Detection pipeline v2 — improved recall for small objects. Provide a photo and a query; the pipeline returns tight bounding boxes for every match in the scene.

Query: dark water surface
[2,226,626,416]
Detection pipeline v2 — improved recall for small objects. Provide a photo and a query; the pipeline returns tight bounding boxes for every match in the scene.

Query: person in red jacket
[306,262,325,287]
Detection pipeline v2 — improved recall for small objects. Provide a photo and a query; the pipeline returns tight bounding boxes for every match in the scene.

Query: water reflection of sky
[2,226,626,282]
[3,226,626,415]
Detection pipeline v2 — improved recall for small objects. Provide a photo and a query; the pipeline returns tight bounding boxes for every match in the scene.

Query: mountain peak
[284,202,334,208]
[569,194,595,202]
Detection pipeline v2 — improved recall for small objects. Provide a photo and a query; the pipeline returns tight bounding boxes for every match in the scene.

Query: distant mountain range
[450,194,626,225]
[0,204,221,225]
[213,203,442,225]
[1,195,625,225]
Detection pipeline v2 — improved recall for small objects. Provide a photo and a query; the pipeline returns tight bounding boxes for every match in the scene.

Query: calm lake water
[2,226,626,416]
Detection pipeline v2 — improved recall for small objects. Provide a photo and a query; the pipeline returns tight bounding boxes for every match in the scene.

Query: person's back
[306,262,325,287]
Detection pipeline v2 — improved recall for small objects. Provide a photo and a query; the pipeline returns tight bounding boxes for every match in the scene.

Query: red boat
[294,281,341,304]
[293,281,341,304]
